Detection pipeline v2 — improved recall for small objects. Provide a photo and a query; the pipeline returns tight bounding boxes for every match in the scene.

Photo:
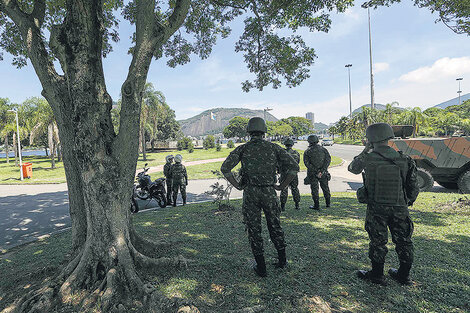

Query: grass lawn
[333,138,364,146]
[1,148,343,183]
[1,192,468,312]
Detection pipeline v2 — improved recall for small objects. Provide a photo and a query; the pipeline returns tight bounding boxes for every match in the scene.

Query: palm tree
[29,98,60,168]
[140,83,166,160]
[384,101,400,124]
[0,98,14,163]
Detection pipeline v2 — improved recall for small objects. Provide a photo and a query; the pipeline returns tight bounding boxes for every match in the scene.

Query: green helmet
[246,117,267,133]
[366,123,394,143]
[165,155,174,162]
[307,135,319,144]
[174,154,183,163]
[284,138,294,147]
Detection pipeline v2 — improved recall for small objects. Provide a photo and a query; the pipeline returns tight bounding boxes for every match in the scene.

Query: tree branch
[32,0,46,28]
[166,0,191,38]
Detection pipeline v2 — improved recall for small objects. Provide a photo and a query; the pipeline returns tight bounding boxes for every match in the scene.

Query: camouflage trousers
[365,205,414,264]
[280,175,300,206]
[166,179,173,202]
[242,186,286,257]
[172,181,187,203]
[309,176,331,201]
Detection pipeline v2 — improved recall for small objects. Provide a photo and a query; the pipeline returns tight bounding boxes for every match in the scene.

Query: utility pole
[457,77,463,106]
[368,8,375,111]
[263,107,272,121]
[345,64,353,118]
[8,109,23,180]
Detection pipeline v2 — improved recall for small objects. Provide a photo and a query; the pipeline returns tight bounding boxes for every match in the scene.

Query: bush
[227,140,235,148]
[216,143,221,151]
[188,142,194,153]
[203,135,216,150]
[177,137,193,151]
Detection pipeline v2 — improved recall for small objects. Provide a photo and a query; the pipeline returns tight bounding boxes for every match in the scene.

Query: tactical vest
[240,141,278,186]
[364,152,408,206]
[163,163,172,178]
[171,163,185,182]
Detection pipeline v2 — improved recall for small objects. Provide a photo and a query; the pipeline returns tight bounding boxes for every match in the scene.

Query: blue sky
[1,2,469,124]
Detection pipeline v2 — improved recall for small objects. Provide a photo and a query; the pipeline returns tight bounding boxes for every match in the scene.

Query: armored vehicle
[388,125,470,193]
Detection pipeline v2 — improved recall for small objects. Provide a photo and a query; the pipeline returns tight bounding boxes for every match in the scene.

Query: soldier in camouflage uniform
[163,155,174,204]
[348,123,419,286]
[303,135,331,210]
[280,138,301,211]
[170,154,188,207]
[221,117,300,277]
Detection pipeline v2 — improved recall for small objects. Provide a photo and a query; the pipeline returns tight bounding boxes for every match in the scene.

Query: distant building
[306,112,315,127]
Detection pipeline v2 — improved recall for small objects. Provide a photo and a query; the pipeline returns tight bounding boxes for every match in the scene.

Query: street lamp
[345,64,353,118]
[263,107,272,121]
[7,109,23,181]
[367,7,375,111]
[457,77,463,106]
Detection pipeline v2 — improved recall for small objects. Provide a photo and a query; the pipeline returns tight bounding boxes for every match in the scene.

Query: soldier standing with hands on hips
[348,123,419,286]
[221,117,300,277]
[280,138,301,211]
[163,155,174,205]
[303,135,331,210]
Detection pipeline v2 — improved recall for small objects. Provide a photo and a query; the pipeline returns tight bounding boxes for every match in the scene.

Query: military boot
[172,196,177,207]
[253,255,267,277]
[294,202,300,210]
[357,262,387,286]
[182,196,187,206]
[273,248,287,269]
[389,263,413,285]
[309,199,320,210]
[325,197,331,208]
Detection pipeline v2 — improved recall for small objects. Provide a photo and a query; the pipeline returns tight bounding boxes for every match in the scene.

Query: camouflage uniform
[163,160,173,203]
[303,144,331,207]
[280,147,301,210]
[170,162,188,206]
[221,135,299,257]
[349,145,419,266]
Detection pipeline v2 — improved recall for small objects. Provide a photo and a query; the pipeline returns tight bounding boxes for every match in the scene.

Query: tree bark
[4,135,9,164]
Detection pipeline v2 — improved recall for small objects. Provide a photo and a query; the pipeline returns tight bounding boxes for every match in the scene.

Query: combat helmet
[165,155,174,162]
[284,138,294,147]
[366,123,394,143]
[246,117,267,133]
[174,154,183,163]
[307,135,319,144]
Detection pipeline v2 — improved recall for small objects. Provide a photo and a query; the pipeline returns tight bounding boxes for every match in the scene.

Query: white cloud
[373,62,390,73]
[399,57,470,83]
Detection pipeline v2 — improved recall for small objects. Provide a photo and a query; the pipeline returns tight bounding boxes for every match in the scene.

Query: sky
[0,2,469,125]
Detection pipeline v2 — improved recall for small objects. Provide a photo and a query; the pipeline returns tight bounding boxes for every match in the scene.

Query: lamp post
[457,77,463,106]
[7,109,23,180]
[368,7,375,112]
[345,64,353,118]
[263,107,272,121]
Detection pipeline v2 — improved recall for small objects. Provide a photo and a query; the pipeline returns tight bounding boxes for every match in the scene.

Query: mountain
[433,93,470,109]
[314,122,329,131]
[352,103,387,115]
[178,108,278,137]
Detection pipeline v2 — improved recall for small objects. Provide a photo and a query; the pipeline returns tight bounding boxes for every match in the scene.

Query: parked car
[321,139,334,146]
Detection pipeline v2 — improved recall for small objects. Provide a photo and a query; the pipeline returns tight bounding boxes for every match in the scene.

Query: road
[0,142,450,250]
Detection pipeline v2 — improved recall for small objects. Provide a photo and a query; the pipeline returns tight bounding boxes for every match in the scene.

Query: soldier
[303,135,331,210]
[163,155,174,204]
[280,138,301,211]
[348,123,419,286]
[221,117,299,277]
[170,154,188,207]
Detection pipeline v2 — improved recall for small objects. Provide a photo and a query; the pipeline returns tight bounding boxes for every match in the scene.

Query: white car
[321,139,334,146]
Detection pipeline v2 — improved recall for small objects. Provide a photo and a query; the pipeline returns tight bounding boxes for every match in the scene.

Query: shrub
[188,142,194,153]
[203,135,216,150]
[216,143,221,151]
[177,137,192,150]
[227,140,235,149]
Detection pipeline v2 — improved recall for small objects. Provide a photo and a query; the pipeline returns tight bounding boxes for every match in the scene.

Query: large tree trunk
[4,135,9,164]
[3,0,193,311]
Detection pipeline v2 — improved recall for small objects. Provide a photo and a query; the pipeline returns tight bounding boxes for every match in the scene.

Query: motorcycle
[131,163,167,213]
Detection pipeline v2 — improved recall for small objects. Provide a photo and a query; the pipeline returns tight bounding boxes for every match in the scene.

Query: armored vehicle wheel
[457,170,470,194]
[436,181,458,190]
[416,168,434,192]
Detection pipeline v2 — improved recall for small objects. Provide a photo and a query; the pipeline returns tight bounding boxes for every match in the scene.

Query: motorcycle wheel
[130,197,139,213]
[135,185,150,200]
[156,194,167,208]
